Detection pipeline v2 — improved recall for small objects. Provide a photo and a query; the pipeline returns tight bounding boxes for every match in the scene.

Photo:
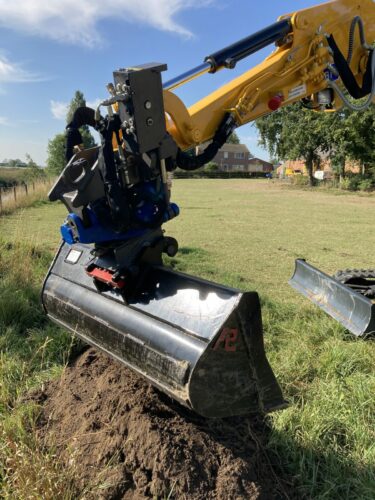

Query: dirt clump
[35,348,290,499]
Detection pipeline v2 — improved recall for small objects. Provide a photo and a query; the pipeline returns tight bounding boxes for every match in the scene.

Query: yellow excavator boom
[164,0,375,150]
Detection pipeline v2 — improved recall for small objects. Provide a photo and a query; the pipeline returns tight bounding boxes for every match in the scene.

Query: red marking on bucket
[213,328,239,352]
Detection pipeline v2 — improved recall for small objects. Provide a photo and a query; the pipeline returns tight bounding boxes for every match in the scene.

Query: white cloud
[50,98,102,120]
[0,53,40,83]
[86,98,102,110]
[0,1,212,47]
[0,116,9,125]
[50,100,68,120]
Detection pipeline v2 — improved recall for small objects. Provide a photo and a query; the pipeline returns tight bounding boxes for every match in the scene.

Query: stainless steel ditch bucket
[42,242,287,418]
[289,259,375,337]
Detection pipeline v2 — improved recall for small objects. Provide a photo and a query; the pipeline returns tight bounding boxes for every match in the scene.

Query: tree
[25,153,46,181]
[323,109,352,180]
[226,132,240,144]
[46,90,96,174]
[7,159,23,167]
[344,104,375,174]
[67,90,96,149]
[205,162,219,172]
[255,103,331,186]
[46,134,66,174]
[25,153,38,169]
[322,104,375,179]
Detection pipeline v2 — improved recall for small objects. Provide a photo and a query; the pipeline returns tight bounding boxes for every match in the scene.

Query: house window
[234,152,245,159]
[223,152,229,159]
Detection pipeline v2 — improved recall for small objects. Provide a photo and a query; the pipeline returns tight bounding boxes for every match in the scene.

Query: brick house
[197,143,273,173]
[277,158,360,177]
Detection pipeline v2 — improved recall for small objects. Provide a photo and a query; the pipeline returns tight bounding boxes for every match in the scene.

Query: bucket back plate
[42,242,286,417]
[289,259,375,337]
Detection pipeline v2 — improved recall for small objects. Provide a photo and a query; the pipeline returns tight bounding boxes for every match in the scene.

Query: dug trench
[33,347,292,499]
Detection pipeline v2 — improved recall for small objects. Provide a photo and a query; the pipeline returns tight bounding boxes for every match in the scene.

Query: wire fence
[0,179,54,215]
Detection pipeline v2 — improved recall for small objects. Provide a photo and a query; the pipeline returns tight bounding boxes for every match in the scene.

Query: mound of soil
[35,348,290,499]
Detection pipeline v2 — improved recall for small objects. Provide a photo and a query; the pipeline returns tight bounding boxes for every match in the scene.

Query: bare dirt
[34,348,291,499]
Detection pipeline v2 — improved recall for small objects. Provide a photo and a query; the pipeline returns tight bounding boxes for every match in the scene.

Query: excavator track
[334,269,375,298]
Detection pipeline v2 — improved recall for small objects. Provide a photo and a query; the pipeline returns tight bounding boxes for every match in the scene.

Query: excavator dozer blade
[289,259,375,337]
[42,242,286,418]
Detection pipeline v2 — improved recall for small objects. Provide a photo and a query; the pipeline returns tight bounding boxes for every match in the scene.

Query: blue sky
[0,0,319,165]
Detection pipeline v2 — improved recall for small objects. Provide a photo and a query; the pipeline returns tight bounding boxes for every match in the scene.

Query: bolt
[144,100,152,110]
[146,117,154,126]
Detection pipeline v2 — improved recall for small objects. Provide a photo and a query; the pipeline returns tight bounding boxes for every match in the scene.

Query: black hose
[65,106,130,231]
[65,106,97,162]
[99,115,131,232]
[176,113,236,171]
[327,35,373,100]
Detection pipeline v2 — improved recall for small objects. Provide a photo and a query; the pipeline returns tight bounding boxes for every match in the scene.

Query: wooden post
[13,186,17,202]
[24,183,28,196]
[32,182,35,191]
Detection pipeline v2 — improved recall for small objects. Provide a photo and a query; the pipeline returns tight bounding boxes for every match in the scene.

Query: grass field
[1,179,374,498]
[0,180,54,216]
[0,167,31,186]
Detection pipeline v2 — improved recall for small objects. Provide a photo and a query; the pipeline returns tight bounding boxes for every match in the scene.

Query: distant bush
[291,175,310,186]
[358,178,373,192]
[340,175,374,192]
[204,162,219,172]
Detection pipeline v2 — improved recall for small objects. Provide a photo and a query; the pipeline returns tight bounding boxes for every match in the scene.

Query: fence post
[25,183,28,196]
[13,186,17,202]
[32,182,35,192]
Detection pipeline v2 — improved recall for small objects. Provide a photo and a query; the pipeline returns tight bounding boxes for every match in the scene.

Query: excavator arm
[165,0,374,151]
[42,0,375,417]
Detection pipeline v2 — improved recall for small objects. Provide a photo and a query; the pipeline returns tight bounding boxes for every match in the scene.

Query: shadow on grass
[267,429,375,500]
[176,246,210,257]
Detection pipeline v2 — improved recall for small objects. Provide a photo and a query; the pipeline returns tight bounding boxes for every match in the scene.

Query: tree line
[255,103,375,187]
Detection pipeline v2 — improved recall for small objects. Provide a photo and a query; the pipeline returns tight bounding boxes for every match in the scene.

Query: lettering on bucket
[213,327,238,352]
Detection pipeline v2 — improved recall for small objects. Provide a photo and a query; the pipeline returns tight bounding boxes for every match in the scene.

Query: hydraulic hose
[347,16,371,64]
[98,115,132,232]
[65,106,130,231]
[65,106,97,162]
[327,16,374,112]
[329,48,375,112]
[176,114,236,171]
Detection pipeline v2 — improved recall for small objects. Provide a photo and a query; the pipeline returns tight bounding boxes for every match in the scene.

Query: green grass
[0,240,79,497]
[0,179,374,498]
